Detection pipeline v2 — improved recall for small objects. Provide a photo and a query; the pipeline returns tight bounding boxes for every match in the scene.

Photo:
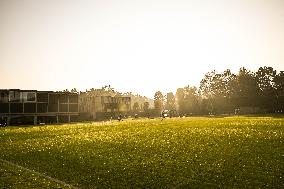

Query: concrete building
[79,88,131,120]
[0,89,79,125]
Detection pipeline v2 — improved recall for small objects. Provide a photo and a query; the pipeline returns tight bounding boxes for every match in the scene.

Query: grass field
[0,116,283,188]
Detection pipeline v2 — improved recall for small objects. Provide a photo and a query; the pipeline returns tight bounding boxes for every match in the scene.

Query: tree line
[150,66,284,116]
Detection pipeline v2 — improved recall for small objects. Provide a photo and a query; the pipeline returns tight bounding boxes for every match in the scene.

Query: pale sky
[1,0,284,98]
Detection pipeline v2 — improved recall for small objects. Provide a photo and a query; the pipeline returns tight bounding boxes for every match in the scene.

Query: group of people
[110,114,124,122]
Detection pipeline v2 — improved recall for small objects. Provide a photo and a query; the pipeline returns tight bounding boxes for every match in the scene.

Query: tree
[274,71,284,96]
[216,69,237,113]
[199,69,237,113]
[71,88,78,93]
[233,67,258,107]
[176,88,185,114]
[154,91,164,115]
[183,86,199,115]
[143,102,150,117]
[274,71,284,111]
[165,92,176,111]
[199,69,237,98]
[176,86,199,115]
[199,70,217,99]
[62,89,69,92]
[255,66,277,111]
[220,69,237,99]
[143,102,150,112]
[133,102,140,113]
[256,66,277,96]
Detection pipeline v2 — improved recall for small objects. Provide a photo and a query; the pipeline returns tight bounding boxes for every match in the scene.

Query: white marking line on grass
[0,158,79,189]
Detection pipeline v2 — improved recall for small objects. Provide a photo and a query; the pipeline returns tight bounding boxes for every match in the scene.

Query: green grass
[0,116,283,188]
[0,159,70,189]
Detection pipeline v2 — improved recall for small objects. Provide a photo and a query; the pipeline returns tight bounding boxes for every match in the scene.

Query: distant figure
[0,117,7,127]
[118,114,122,121]
[234,108,240,115]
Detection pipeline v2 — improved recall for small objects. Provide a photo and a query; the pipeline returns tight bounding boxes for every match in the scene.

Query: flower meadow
[0,116,283,188]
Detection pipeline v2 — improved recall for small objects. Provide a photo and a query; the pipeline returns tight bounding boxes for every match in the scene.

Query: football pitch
[0,116,283,188]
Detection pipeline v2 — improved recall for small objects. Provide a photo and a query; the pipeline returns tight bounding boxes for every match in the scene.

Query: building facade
[0,89,79,125]
[79,88,131,120]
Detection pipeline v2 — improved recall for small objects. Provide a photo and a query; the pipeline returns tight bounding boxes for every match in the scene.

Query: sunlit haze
[1,0,284,98]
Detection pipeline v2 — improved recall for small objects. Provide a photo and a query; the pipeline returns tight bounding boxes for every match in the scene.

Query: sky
[0,0,284,98]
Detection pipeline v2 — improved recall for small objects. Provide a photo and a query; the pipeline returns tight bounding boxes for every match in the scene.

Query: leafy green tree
[176,86,199,115]
[199,69,237,98]
[199,69,237,113]
[235,67,257,96]
[176,88,186,114]
[133,102,140,113]
[165,92,176,111]
[198,66,283,114]
[71,88,78,93]
[199,70,217,99]
[274,71,284,96]
[184,86,199,115]
[256,66,277,96]
[63,89,69,92]
[154,91,164,115]
[143,102,150,117]
[254,66,277,111]
[232,67,258,108]
[274,71,284,111]
[221,69,237,98]
[143,102,150,112]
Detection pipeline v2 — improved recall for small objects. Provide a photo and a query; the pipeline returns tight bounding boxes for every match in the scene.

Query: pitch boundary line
[0,158,79,189]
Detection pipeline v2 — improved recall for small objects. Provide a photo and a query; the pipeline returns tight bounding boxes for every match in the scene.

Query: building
[0,89,79,125]
[79,87,131,120]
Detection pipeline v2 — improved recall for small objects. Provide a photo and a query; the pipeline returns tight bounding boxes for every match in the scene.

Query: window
[27,92,36,102]
[9,91,20,102]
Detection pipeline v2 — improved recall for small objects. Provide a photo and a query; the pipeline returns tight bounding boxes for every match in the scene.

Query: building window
[27,92,36,102]
[9,91,20,102]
